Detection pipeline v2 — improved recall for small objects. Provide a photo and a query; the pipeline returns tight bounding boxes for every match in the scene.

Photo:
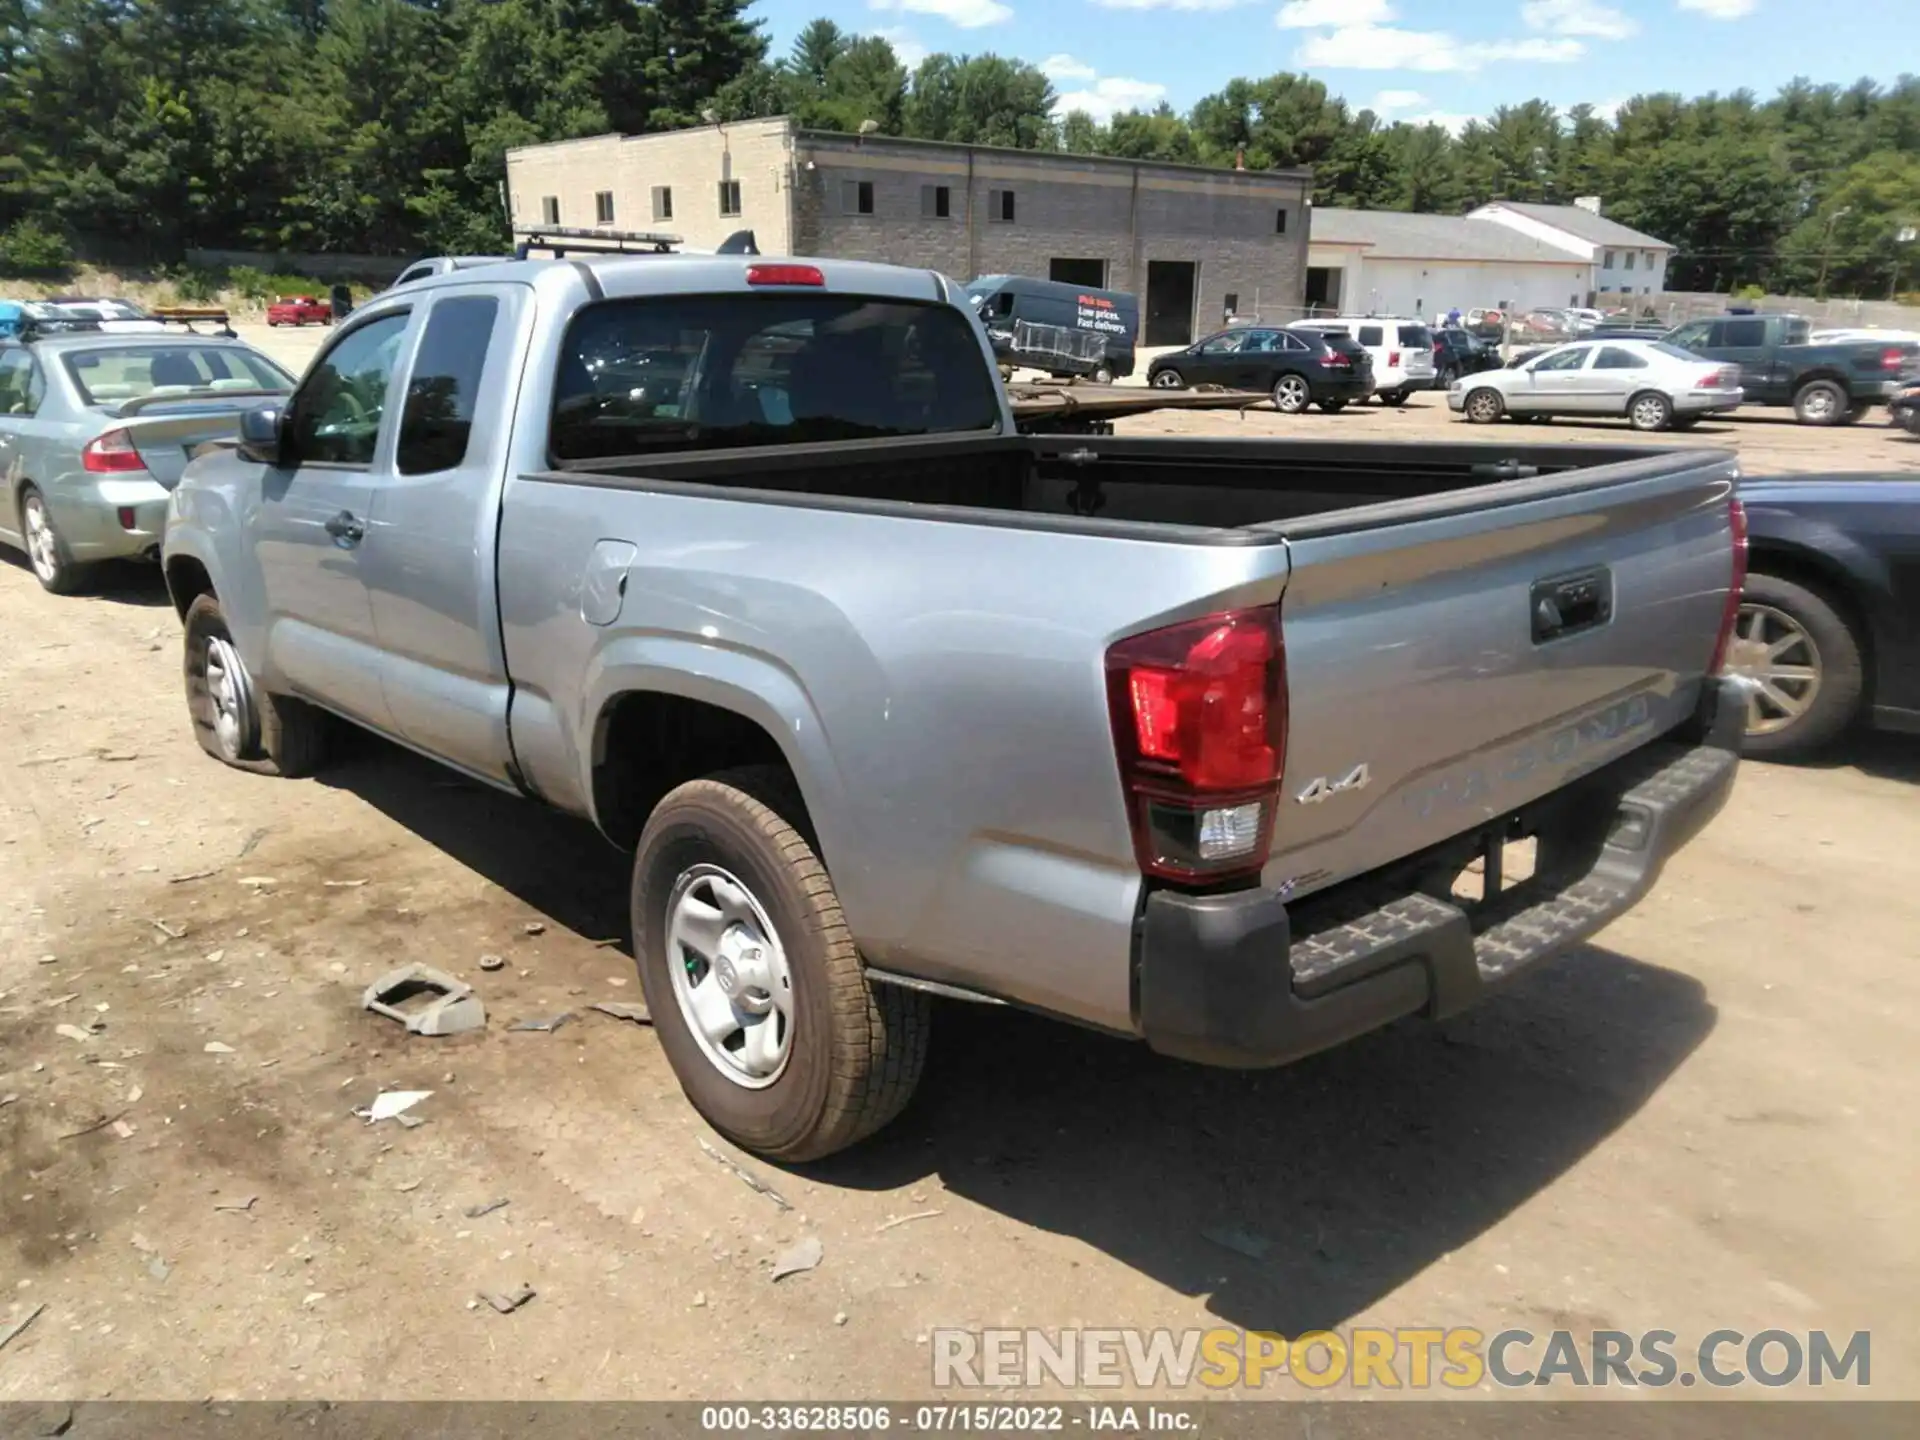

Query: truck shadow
[319,730,1715,1337]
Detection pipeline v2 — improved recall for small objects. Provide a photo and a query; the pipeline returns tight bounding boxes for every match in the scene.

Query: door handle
[324,510,365,545]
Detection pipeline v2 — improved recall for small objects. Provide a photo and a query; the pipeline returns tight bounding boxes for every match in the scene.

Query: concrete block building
[505,117,1313,348]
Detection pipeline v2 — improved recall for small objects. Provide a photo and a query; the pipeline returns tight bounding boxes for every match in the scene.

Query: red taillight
[1325,351,1351,368]
[746,264,824,287]
[81,428,146,473]
[1106,607,1288,883]
[1707,497,1749,677]
[1387,350,1401,367]
[1883,348,1906,371]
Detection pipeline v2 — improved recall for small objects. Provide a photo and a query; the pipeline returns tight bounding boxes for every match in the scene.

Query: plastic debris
[204,1042,235,1054]
[395,1179,423,1193]
[465,1198,510,1219]
[148,919,186,940]
[589,1001,651,1026]
[359,1090,433,1124]
[55,1025,94,1044]
[771,1236,824,1282]
[213,1196,257,1213]
[478,1284,536,1314]
[875,1210,944,1234]
[363,964,487,1037]
[147,1256,170,1282]
[508,1013,573,1034]
[697,1137,792,1211]
[522,922,547,937]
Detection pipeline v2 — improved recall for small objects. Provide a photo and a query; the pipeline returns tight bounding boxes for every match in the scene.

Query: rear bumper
[1134,676,1747,1069]
[42,476,170,562]
[1676,390,1744,415]
[1317,374,1374,402]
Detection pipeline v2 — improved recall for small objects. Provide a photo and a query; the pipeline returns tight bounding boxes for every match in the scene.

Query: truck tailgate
[1266,457,1736,900]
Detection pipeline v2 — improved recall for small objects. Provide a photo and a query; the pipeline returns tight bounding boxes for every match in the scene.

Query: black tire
[17,486,87,595]
[1462,387,1504,424]
[1792,379,1847,426]
[1735,572,1866,761]
[1271,373,1311,414]
[1317,398,1347,413]
[633,765,929,1162]
[1091,364,1115,385]
[1150,368,1185,390]
[1378,389,1409,407]
[1628,390,1674,432]
[1843,402,1871,425]
[182,593,330,777]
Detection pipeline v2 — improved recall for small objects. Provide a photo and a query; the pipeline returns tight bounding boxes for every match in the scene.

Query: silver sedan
[1449,338,1744,432]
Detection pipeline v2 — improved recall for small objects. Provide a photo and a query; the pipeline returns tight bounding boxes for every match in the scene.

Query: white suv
[1289,317,1437,405]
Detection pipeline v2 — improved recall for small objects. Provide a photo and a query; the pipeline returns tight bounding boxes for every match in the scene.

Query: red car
[266,295,330,327]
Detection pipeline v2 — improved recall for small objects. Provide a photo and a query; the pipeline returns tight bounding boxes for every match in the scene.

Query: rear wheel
[1091,363,1115,384]
[633,766,928,1161]
[1151,368,1185,390]
[19,487,86,595]
[1727,572,1865,760]
[1378,389,1409,407]
[183,594,330,777]
[1844,402,1871,425]
[1317,398,1347,414]
[1272,373,1311,414]
[1792,379,1846,426]
[1463,388,1504,424]
[1628,390,1674,432]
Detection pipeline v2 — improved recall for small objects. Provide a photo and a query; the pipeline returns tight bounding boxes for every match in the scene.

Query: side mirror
[237,404,287,466]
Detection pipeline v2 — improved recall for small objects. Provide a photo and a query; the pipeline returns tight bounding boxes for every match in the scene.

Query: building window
[920,184,951,219]
[718,180,741,217]
[988,189,1015,223]
[652,186,673,222]
[540,196,559,226]
[1644,251,1655,268]
[1275,208,1287,235]
[1603,250,1614,269]
[841,179,875,215]
[1624,251,1635,271]
[594,191,614,225]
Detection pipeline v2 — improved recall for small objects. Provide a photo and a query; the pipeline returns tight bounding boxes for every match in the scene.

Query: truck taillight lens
[81,428,146,473]
[1708,497,1749,677]
[1884,348,1907,371]
[1106,607,1288,883]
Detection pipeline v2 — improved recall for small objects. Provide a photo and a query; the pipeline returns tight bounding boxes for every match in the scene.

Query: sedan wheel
[1151,369,1185,389]
[1727,602,1822,739]
[1272,374,1311,414]
[1463,388,1504,424]
[20,489,81,595]
[1629,391,1673,432]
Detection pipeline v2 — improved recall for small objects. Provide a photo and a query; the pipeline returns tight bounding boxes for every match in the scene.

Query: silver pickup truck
[162,256,1750,1161]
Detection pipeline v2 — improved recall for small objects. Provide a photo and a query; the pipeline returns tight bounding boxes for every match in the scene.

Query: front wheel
[1091,364,1115,385]
[633,766,929,1161]
[1628,390,1674,432]
[183,594,330,776]
[1727,573,1865,759]
[1463,388,1504,424]
[1151,368,1185,389]
[19,487,86,595]
[1272,374,1311,414]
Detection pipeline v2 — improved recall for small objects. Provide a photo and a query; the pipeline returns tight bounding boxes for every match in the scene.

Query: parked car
[1734,473,1920,758]
[1663,313,1919,425]
[1451,339,1744,431]
[267,295,332,327]
[162,253,1747,1161]
[1432,328,1500,386]
[964,274,1138,382]
[1287,316,1436,404]
[1146,325,1373,412]
[1890,380,1920,435]
[44,296,165,332]
[0,319,295,592]
[1464,307,1506,340]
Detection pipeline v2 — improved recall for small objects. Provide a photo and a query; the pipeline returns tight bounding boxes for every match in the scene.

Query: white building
[1468,199,1673,300]
[1304,208,1599,320]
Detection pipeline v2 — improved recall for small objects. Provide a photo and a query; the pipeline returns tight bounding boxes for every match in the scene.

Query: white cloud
[1055,76,1172,123]
[1402,110,1479,135]
[1678,0,1757,15]
[1040,53,1098,81]
[869,26,931,68]
[1367,89,1428,113]
[868,0,1012,29]
[1521,0,1637,38]
[1091,0,1249,10]
[1277,0,1393,26]
[1586,95,1629,118]
[1296,23,1583,71]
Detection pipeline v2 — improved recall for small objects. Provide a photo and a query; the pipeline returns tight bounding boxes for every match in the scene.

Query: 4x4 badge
[1296,764,1371,805]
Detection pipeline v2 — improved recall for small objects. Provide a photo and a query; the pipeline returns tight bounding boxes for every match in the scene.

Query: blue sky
[752,0,1910,133]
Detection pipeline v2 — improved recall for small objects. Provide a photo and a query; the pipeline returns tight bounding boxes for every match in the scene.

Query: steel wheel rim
[1468,390,1499,421]
[23,495,59,583]
[1633,396,1667,429]
[1727,603,1822,736]
[202,636,251,759]
[1802,388,1836,420]
[1152,370,1181,389]
[664,863,795,1089]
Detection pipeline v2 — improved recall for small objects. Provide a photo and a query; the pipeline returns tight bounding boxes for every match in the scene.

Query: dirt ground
[2,324,1917,1405]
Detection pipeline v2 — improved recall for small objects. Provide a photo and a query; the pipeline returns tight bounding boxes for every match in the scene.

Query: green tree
[904,53,1055,149]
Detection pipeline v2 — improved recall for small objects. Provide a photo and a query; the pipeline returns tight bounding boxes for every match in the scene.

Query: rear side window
[1785,319,1811,344]
[1721,319,1767,347]
[398,296,499,475]
[1357,325,1384,347]
[550,294,1002,462]
[1399,325,1433,348]
[1595,347,1648,370]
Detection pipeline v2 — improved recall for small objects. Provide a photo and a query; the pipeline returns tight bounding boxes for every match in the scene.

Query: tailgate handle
[1531,567,1612,644]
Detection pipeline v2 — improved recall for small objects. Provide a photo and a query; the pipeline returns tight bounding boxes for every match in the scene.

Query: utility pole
[1892,226,1917,302]
[1816,206,1851,300]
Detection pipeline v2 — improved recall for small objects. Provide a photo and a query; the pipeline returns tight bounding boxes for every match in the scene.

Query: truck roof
[385,254,961,307]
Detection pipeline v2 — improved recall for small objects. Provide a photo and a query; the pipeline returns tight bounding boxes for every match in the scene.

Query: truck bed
[544,433,1692,539]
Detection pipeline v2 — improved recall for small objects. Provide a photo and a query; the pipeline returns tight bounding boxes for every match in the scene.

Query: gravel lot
[1,318,1915,1404]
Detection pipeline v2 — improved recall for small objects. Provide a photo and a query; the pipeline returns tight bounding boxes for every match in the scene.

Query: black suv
[1432,328,1500,385]
[1147,327,1374,414]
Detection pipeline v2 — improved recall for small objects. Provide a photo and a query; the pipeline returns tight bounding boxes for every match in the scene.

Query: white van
[1288,317,1437,404]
